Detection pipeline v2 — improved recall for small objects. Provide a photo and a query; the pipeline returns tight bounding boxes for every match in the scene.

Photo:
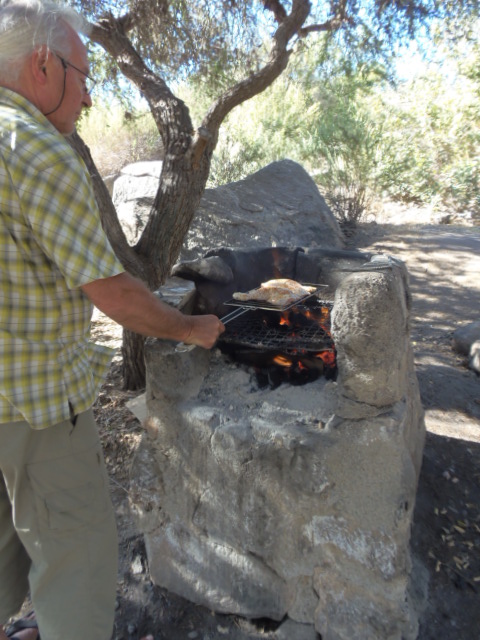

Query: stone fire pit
[130,247,426,640]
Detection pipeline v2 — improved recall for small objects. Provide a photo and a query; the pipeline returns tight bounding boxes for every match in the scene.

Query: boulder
[452,321,480,373]
[470,340,480,374]
[112,161,163,244]
[452,321,480,355]
[112,159,344,253]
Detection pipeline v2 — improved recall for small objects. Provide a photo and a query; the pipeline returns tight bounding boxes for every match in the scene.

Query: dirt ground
[91,213,480,640]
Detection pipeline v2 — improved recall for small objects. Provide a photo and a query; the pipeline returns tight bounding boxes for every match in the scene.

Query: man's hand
[184,313,225,348]
[81,272,224,348]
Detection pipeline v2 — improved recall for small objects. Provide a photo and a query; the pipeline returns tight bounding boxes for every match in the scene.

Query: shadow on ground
[412,432,480,640]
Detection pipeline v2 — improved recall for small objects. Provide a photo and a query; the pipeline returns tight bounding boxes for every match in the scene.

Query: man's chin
[59,122,77,137]
[64,126,77,137]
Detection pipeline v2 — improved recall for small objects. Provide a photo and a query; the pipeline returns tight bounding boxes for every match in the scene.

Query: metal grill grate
[223,284,328,312]
[219,301,334,355]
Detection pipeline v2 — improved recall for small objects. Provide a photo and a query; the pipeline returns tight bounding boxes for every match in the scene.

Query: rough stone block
[131,252,425,640]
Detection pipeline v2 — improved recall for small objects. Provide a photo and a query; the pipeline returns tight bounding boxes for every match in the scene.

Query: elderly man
[0,2,224,639]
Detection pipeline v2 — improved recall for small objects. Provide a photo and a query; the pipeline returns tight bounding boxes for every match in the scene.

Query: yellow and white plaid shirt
[0,88,124,429]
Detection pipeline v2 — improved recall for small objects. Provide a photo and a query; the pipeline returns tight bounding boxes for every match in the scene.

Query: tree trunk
[68,132,148,280]
[69,132,152,390]
[121,329,146,391]
[85,2,313,390]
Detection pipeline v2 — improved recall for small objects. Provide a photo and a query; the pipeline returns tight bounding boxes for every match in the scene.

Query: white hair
[0,0,90,83]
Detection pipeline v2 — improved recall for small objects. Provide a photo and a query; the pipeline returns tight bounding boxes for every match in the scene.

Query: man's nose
[82,92,92,109]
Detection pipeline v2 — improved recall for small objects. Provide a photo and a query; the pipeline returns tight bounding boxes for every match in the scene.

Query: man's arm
[81,271,224,348]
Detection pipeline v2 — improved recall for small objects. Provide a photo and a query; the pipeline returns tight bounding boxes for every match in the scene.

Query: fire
[220,296,337,383]
[273,354,294,368]
[283,305,332,337]
[272,355,312,374]
[320,306,330,322]
[312,306,332,336]
[315,351,335,366]
[270,304,336,373]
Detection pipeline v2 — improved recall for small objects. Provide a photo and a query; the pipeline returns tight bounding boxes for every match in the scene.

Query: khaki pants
[0,410,118,640]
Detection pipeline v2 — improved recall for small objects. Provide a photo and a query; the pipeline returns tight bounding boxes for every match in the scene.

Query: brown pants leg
[0,410,118,640]
[0,472,31,620]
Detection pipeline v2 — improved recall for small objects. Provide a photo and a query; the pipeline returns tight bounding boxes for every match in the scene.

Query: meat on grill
[232,279,316,307]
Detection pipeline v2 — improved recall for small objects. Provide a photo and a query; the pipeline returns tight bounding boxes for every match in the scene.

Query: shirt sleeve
[22,153,124,290]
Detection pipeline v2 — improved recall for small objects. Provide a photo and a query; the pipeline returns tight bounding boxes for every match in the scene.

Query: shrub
[78,102,163,178]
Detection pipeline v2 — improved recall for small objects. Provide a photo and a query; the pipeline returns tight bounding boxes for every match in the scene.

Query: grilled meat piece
[232,279,316,307]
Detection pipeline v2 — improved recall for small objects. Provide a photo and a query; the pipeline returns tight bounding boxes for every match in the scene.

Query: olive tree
[68,0,480,389]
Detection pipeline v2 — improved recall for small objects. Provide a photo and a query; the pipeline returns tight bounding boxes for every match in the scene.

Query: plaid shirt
[0,88,124,429]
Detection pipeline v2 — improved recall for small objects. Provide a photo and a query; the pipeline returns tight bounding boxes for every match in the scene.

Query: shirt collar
[0,86,61,136]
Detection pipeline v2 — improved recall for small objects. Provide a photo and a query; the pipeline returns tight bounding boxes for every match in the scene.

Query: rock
[112,161,163,244]
[452,321,480,372]
[112,159,344,252]
[470,340,480,374]
[452,321,480,356]
[133,250,425,639]
[332,263,412,411]
[181,160,344,260]
[275,619,319,640]
[130,555,143,575]
[120,161,163,179]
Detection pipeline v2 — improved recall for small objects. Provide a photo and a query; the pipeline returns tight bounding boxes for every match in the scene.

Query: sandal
[5,614,40,639]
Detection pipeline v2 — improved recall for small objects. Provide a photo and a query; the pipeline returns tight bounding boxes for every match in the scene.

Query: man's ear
[31,46,50,84]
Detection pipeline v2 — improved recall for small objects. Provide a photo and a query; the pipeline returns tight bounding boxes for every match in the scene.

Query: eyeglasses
[55,53,97,95]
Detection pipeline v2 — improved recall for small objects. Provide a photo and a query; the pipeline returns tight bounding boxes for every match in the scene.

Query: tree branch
[67,132,148,280]
[89,12,190,151]
[200,0,311,133]
[299,0,353,36]
[262,0,288,24]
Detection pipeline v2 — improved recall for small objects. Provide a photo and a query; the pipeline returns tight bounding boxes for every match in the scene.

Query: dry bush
[78,103,163,179]
[324,183,370,229]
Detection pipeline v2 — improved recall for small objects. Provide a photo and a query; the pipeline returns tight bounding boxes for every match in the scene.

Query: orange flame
[316,351,335,366]
[273,355,294,368]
